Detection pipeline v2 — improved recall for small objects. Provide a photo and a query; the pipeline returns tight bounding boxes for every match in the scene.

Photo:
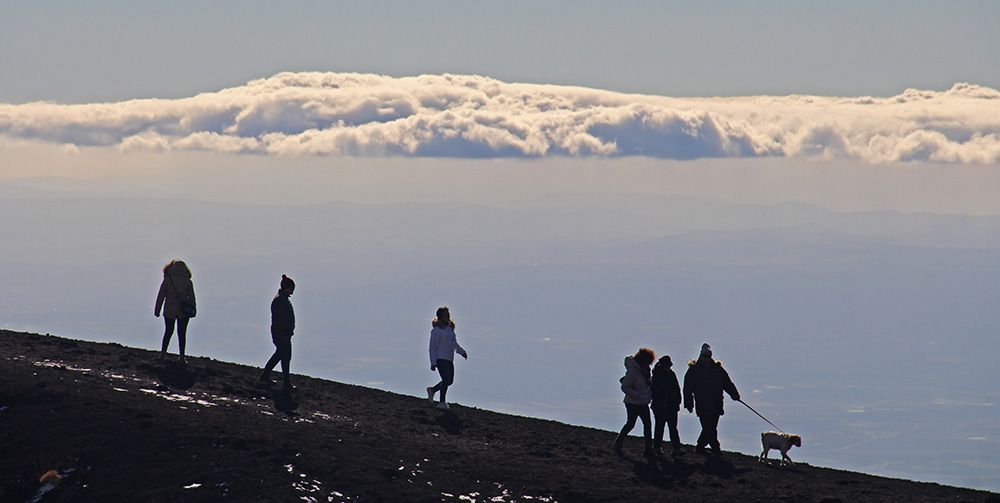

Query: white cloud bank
[2,72,1000,163]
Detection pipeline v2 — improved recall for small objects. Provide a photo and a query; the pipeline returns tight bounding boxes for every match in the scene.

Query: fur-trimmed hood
[688,356,723,367]
[155,265,195,319]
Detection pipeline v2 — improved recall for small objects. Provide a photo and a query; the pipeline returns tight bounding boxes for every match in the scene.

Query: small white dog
[759,431,802,465]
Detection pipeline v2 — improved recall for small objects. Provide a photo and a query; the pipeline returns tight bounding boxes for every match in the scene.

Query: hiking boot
[283,380,296,392]
[653,447,665,458]
[258,374,275,387]
[695,446,709,456]
[178,356,187,365]
[436,402,450,410]
[426,386,436,405]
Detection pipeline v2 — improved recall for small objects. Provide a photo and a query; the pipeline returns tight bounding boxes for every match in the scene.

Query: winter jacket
[620,356,652,405]
[429,325,466,365]
[270,293,295,338]
[154,266,196,320]
[650,363,681,413]
[683,356,740,417]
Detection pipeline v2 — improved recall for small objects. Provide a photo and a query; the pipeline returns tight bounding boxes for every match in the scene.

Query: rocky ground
[1,329,997,502]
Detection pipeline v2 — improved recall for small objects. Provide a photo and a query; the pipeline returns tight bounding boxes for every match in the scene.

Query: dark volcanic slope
[1,330,996,503]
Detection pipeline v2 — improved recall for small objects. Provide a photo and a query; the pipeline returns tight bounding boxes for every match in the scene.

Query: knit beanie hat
[280,274,295,290]
[700,343,712,358]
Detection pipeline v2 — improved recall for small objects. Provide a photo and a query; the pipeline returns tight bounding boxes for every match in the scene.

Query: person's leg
[261,335,282,380]
[613,404,640,451]
[262,351,280,373]
[639,406,653,456]
[696,414,710,452]
[437,360,454,403]
[430,360,444,393]
[278,337,292,383]
[653,410,666,452]
[706,414,721,453]
[667,410,682,452]
[176,317,189,359]
[160,318,176,356]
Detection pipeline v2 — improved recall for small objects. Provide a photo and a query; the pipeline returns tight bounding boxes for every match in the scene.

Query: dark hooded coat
[154,264,195,320]
[650,361,681,413]
[683,356,740,417]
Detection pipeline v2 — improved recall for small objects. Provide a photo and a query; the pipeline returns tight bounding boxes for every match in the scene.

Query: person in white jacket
[612,347,655,458]
[426,306,468,410]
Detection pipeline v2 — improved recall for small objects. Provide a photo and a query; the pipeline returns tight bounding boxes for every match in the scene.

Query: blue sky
[2,1,999,103]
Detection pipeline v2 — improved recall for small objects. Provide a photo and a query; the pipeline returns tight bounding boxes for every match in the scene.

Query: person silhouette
[426,306,468,410]
[260,274,296,391]
[651,354,683,456]
[154,259,196,364]
[683,343,740,456]
[612,348,655,458]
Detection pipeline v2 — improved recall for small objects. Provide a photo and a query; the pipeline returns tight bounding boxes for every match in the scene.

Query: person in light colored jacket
[612,347,655,458]
[426,306,468,410]
[154,259,196,364]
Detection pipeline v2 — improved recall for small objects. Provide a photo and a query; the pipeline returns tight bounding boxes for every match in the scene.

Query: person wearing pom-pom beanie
[260,274,296,391]
[683,343,740,456]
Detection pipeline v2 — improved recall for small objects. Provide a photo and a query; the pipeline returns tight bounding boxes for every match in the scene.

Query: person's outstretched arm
[454,334,468,359]
[722,368,740,401]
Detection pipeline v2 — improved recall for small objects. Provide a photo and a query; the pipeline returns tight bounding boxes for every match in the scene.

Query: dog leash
[737,399,785,433]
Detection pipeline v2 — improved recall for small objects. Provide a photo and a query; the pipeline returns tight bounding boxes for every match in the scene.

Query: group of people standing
[613,343,740,459]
